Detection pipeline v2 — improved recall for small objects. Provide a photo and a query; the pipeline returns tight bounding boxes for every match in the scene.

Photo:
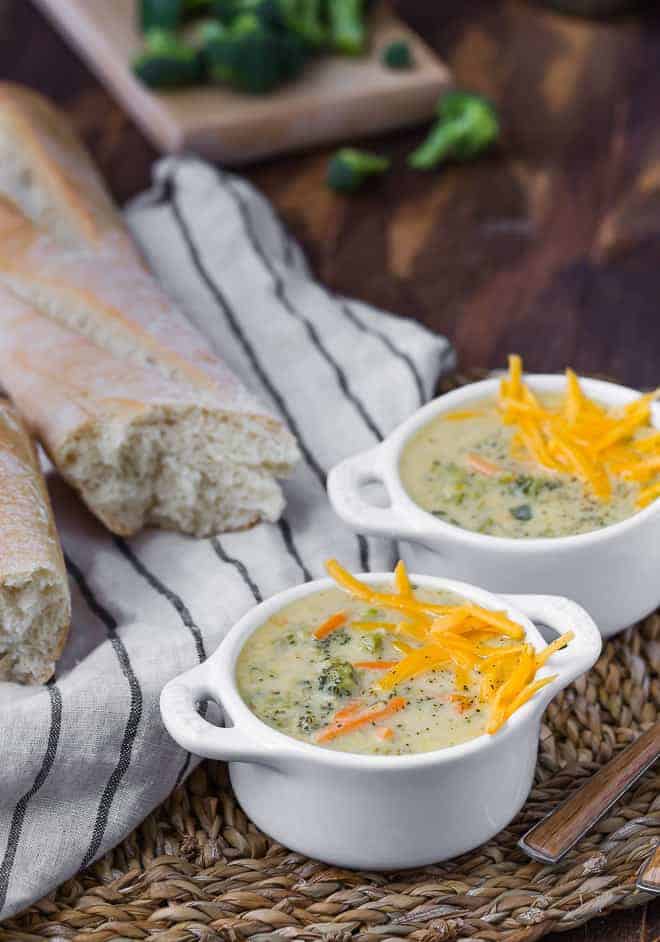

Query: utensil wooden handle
[519,723,660,864]
[637,844,660,894]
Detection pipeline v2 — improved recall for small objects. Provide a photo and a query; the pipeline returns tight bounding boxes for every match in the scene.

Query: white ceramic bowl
[160,573,601,870]
[327,376,660,638]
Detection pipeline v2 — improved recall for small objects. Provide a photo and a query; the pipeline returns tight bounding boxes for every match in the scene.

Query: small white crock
[160,573,601,870]
[327,376,660,638]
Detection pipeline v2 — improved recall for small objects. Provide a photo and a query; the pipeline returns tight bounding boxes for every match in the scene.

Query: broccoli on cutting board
[382,38,414,69]
[140,0,185,31]
[200,15,307,94]
[133,28,202,88]
[328,0,368,55]
[327,148,390,192]
[409,90,500,170]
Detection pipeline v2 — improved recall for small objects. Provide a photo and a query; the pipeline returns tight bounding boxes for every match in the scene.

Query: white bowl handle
[502,594,602,693]
[160,662,291,768]
[328,447,420,540]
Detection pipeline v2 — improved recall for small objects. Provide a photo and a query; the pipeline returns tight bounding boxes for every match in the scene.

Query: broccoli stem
[408,91,500,170]
[328,0,366,56]
[409,117,472,170]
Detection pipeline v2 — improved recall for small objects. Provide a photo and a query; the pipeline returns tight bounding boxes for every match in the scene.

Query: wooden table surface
[2,0,659,939]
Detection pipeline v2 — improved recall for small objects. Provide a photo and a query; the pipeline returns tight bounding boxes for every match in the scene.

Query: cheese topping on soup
[236,561,572,756]
[400,357,660,539]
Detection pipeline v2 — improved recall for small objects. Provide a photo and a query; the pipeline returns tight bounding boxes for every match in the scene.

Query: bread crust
[0,398,70,683]
[0,84,299,534]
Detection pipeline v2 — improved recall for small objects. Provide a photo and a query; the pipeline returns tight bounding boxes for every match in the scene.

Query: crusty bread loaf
[0,83,300,536]
[0,398,70,684]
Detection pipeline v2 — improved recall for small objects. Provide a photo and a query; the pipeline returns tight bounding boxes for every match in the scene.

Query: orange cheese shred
[496,356,660,508]
[322,560,577,738]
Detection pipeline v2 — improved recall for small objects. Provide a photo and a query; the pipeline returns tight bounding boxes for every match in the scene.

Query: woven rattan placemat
[2,373,659,942]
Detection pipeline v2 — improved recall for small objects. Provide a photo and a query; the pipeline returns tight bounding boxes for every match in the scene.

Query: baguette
[0,399,70,684]
[0,84,300,536]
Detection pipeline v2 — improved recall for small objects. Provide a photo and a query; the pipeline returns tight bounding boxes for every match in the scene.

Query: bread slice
[0,398,70,684]
[0,83,299,536]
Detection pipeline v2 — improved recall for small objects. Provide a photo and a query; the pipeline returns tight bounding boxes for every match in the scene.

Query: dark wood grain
[3,0,660,937]
[520,724,660,862]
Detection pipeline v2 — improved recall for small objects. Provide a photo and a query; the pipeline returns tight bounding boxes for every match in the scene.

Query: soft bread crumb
[0,569,70,684]
[59,406,287,536]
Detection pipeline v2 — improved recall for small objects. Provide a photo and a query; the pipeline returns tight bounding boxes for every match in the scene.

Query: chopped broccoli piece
[140,0,184,32]
[360,632,383,656]
[327,148,390,192]
[297,709,320,733]
[510,504,533,521]
[328,0,368,55]
[133,29,202,88]
[382,39,414,69]
[318,659,357,697]
[409,90,500,170]
[201,13,308,93]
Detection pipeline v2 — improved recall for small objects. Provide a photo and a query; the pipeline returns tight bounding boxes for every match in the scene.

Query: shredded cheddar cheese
[498,356,660,507]
[325,559,574,735]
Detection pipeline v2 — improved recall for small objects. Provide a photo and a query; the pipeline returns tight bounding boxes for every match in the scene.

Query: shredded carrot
[466,452,503,477]
[353,661,400,671]
[333,701,364,722]
[376,726,394,740]
[313,610,347,640]
[449,694,472,714]
[316,697,407,743]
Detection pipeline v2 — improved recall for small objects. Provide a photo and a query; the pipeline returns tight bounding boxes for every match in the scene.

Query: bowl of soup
[160,563,601,870]
[327,362,660,636]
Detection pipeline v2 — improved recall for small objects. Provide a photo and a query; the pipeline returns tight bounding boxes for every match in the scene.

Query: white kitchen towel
[0,157,454,920]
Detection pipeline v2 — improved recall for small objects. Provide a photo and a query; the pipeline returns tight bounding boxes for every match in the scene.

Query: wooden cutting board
[33,0,450,164]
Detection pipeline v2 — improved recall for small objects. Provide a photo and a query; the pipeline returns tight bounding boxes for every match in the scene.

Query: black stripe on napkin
[222,172,386,443]
[167,181,331,577]
[114,537,206,662]
[338,301,427,407]
[0,682,62,912]
[211,538,263,603]
[65,557,144,870]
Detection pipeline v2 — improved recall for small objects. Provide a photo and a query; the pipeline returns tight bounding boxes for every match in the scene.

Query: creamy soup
[236,585,490,756]
[399,397,639,539]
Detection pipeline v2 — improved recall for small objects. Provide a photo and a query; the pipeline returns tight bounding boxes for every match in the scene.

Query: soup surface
[236,584,490,756]
[399,397,639,538]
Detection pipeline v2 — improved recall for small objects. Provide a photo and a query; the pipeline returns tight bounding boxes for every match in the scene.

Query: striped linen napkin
[0,157,454,919]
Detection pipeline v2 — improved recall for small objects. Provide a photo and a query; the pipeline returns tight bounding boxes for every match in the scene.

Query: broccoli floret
[408,90,500,170]
[133,29,202,88]
[327,148,390,192]
[265,0,327,47]
[210,0,265,21]
[328,0,368,55]
[201,13,307,93]
[140,0,184,32]
[182,0,214,18]
[382,39,414,70]
[318,659,357,697]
